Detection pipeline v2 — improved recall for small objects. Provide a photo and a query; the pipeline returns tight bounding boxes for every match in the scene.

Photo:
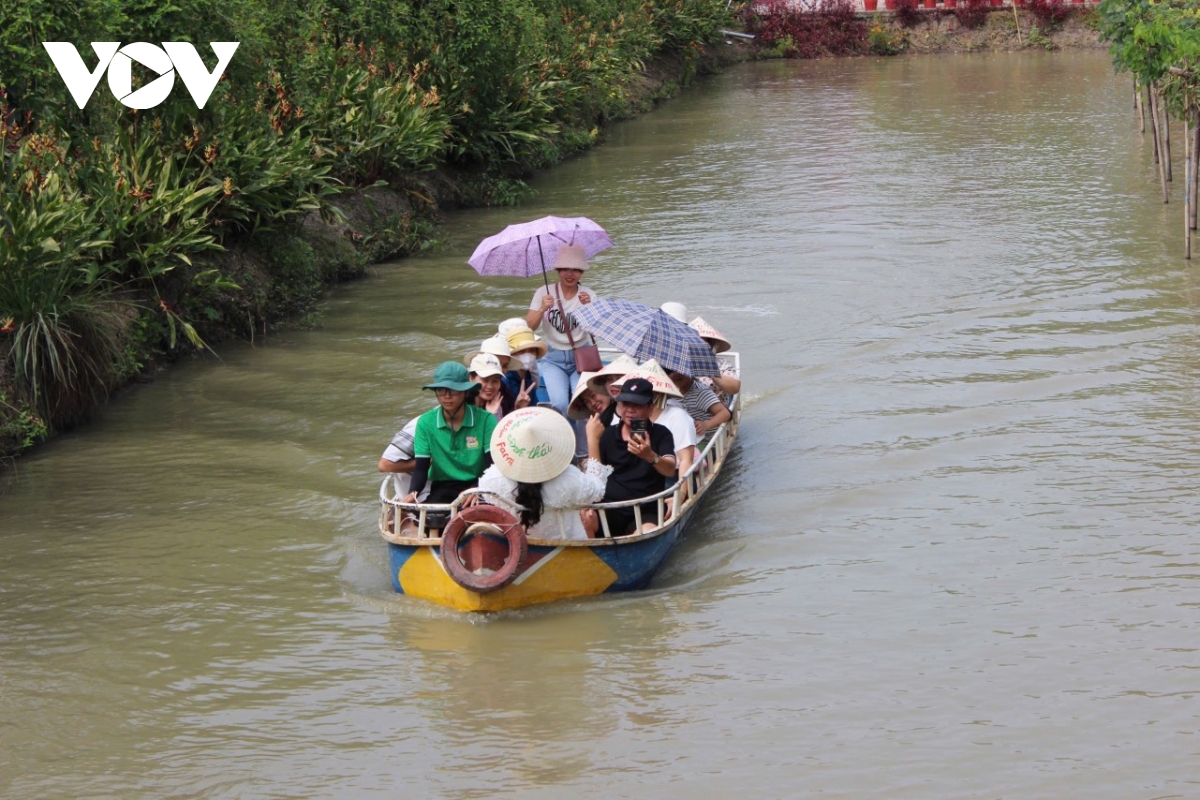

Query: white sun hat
[497,317,528,337]
[463,335,513,367]
[468,352,505,379]
[688,316,731,354]
[587,353,639,395]
[490,407,576,483]
[624,358,682,398]
[660,301,688,323]
[568,371,601,420]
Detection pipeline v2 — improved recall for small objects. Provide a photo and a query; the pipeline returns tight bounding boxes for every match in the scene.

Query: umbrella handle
[536,236,550,290]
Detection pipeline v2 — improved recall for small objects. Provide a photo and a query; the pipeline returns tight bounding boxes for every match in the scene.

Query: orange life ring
[439,504,528,593]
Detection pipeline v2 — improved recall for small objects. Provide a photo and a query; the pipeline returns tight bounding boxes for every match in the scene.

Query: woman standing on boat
[525,244,597,418]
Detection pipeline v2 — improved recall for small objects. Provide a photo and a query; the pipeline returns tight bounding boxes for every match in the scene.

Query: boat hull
[387,503,699,612]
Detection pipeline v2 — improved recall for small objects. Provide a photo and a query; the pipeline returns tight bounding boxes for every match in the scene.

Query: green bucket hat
[422,361,479,392]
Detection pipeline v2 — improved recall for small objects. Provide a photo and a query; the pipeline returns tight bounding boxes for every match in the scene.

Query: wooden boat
[377,353,740,612]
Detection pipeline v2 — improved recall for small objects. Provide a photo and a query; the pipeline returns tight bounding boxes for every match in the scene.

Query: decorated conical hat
[624,358,682,398]
[489,407,575,483]
[688,316,730,353]
[587,354,639,395]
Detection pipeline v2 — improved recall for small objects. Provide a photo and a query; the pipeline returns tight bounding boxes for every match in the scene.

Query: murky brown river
[4,50,1200,798]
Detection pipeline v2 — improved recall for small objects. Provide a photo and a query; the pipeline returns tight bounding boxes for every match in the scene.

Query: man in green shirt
[402,361,497,532]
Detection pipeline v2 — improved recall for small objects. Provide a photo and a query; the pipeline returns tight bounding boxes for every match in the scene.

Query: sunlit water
[4,51,1200,798]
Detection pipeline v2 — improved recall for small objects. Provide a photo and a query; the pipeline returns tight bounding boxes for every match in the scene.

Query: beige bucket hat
[505,324,548,358]
[490,407,576,483]
[689,316,731,354]
[624,358,682,398]
[552,244,589,271]
[587,353,639,395]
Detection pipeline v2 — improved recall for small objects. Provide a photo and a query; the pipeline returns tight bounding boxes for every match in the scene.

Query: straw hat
[552,244,589,271]
[567,371,600,420]
[587,353,639,395]
[490,407,576,483]
[505,324,548,358]
[689,316,731,354]
[624,358,682,398]
[468,352,505,379]
[660,302,688,323]
[463,335,512,367]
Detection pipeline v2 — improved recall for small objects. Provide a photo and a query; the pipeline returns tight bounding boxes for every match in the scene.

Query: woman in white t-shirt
[524,244,598,420]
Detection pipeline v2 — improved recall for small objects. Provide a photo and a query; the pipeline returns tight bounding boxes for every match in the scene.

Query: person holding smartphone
[586,377,676,536]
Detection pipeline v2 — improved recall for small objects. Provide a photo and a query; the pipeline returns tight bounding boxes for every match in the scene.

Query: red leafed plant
[743,0,870,58]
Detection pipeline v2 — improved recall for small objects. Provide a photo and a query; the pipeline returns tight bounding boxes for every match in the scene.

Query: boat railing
[379,351,740,544]
[379,395,739,544]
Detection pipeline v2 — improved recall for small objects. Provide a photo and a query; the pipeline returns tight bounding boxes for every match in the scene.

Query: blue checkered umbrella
[575,299,720,378]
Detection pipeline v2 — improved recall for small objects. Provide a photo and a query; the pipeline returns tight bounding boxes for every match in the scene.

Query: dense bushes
[0,0,732,448]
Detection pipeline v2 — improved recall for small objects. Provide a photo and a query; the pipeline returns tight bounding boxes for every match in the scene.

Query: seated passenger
[377,416,428,501]
[569,371,616,427]
[689,316,741,398]
[588,354,639,402]
[470,352,528,422]
[667,368,732,438]
[499,320,546,402]
[401,361,498,533]
[624,359,698,484]
[479,407,612,540]
[586,377,676,536]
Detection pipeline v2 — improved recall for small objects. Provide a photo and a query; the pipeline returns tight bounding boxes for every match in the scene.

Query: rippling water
[4,51,1200,798]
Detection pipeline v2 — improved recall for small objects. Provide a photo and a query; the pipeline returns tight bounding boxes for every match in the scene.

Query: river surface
[4,50,1200,798]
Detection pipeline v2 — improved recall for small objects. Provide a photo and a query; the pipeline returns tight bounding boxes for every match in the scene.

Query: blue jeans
[539,347,588,457]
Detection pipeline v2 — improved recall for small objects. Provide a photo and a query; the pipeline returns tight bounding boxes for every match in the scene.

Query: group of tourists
[377,244,739,538]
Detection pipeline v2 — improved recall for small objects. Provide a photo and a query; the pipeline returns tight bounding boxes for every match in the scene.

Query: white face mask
[516,353,538,370]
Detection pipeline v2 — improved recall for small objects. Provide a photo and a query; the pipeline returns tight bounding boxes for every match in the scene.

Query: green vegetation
[0,0,733,457]
[1098,0,1200,256]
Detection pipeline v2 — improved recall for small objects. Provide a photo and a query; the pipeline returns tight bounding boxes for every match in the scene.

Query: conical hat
[568,371,600,420]
[624,358,682,398]
[489,407,575,483]
[587,354,639,395]
[689,316,730,354]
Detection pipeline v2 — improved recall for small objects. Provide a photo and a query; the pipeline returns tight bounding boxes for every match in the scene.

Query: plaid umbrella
[574,299,720,378]
[467,215,613,289]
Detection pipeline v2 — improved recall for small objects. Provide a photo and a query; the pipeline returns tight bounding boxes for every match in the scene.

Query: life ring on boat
[439,505,528,594]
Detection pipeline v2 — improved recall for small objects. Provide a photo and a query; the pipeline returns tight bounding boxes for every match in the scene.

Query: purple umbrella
[468,216,613,288]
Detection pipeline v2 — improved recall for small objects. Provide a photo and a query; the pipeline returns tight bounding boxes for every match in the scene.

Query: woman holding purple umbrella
[525,244,600,419]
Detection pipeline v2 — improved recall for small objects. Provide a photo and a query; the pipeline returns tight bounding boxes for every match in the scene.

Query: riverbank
[0,9,1105,463]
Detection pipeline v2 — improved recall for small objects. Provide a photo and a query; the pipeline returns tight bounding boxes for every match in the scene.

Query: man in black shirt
[586,377,676,536]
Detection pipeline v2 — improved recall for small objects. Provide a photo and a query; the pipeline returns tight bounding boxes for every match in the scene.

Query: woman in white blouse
[479,407,612,540]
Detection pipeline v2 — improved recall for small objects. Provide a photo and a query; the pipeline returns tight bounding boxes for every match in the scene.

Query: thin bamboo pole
[1148,85,1160,165]
[1162,88,1173,182]
[1191,107,1199,229]
[1149,86,1170,202]
[1137,83,1146,133]
[1186,106,1192,259]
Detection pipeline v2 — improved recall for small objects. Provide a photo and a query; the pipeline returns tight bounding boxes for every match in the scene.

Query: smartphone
[629,419,650,438]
